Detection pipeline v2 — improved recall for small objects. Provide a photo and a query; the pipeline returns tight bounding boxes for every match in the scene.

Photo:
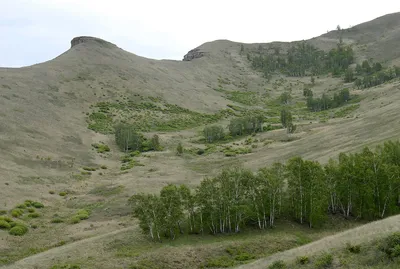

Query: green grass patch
[87,99,232,134]
[9,224,28,236]
[334,104,360,118]
[92,143,110,153]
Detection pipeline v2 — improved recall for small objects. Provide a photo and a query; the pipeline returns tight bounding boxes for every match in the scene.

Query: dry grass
[1,12,400,269]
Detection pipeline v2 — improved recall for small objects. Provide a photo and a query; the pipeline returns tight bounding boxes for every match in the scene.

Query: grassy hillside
[1,12,400,269]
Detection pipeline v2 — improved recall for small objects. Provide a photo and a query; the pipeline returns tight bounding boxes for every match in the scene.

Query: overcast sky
[1,0,399,67]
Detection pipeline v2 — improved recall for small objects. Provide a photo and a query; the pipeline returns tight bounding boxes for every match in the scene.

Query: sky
[1,0,399,67]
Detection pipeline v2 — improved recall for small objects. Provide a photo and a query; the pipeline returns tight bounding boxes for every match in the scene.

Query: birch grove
[129,140,400,241]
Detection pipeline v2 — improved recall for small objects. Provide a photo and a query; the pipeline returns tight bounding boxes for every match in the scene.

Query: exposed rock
[70,36,117,49]
[182,48,207,61]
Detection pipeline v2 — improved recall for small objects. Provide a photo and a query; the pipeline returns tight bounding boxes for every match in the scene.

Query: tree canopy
[129,140,400,241]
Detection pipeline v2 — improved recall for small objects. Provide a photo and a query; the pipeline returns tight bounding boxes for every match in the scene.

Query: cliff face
[70,36,117,49]
[182,48,207,61]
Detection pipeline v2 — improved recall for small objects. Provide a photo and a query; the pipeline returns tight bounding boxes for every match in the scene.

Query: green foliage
[307,88,351,112]
[11,209,24,218]
[9,224,28,236]
[205,256,235,268]
[16,204,26,209]
[70,216,81,224]
[82,166,97,171]
[28,212,40,218]
[315,253,333,268]
[381,232,400,258]
[70,209,90,224]
[51,218,64,223]
[203,125,225,143]
[0,210,7,215]
[115,124,162,153]
[87,100,229,134]
[297,256,309,264]
[100,165,108,169]
[354,61,400,88]
[131,140,400,243]
[228,115,264,137]
[27,208,35,213]
[32,202,44,208]
[279,92,292,105]
[233,252,255,261]
[150,134,162,151]
[344,68,355,82]
[0,220,11,229]
[268,260,286,269]
[346,243,361,253]
[0,216,12,222]
[280,109,292,128]
[176,142,184,155]
[303,88,313,97]
[59,192,67,197]
[250,41,354,77]
[91,143,110,153]
[115,124,145,152]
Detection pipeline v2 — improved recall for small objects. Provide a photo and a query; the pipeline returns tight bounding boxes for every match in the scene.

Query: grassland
[1,12,400,269]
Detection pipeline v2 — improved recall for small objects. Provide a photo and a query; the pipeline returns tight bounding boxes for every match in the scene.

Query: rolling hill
[1,11,400,269]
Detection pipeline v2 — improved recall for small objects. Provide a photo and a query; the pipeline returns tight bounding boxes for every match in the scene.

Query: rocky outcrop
[182,48,207,61]
[70,36,117,49]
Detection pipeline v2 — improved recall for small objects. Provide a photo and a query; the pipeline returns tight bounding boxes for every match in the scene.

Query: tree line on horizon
[129,140,400,242]
[249,42,354,78]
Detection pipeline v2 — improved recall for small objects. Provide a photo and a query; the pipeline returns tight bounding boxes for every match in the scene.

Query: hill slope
[1,12,400,269]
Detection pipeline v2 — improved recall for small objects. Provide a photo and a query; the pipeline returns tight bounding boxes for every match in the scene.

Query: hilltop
[1,12,400,269]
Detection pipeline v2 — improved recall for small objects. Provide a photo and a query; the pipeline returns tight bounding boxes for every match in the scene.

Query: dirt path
[2,227,135,269]
[236,214,400,269]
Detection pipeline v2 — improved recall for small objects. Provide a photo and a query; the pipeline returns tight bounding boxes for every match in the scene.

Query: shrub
[59,192,68,196]
[206,256,235,267]
[381,232,400,258]
[0,216,12,222]
[268,260,286,269]
[16,204,27,209]
[51,218,64,223]
[224,151,236,157]
[297,256,309,264]
[234,252,255,261]
[203,125,225,143]
[0,210,7,215]
[92,143,110,153]
[49,190,55,194]
[28,208,35,213]
[315,253,333,268]
[24,200,33,207]
[197,148,205,155]
[31,224,38,229]
[176,143,184,155]
[81,171,92,175]
[129,150,141,157]
[82,167,97,171]
[28,212,40,218]
[70,216,81,224]
[0,220,11,229]
[346,243,361,254]
[100,165,108,169]
[150,134,162,151]
[9,224,28,236]
[11,208,24,218]
[32,202,44,208]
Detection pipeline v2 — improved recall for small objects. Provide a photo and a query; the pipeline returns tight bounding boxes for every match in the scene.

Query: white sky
[1,0,399,67]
